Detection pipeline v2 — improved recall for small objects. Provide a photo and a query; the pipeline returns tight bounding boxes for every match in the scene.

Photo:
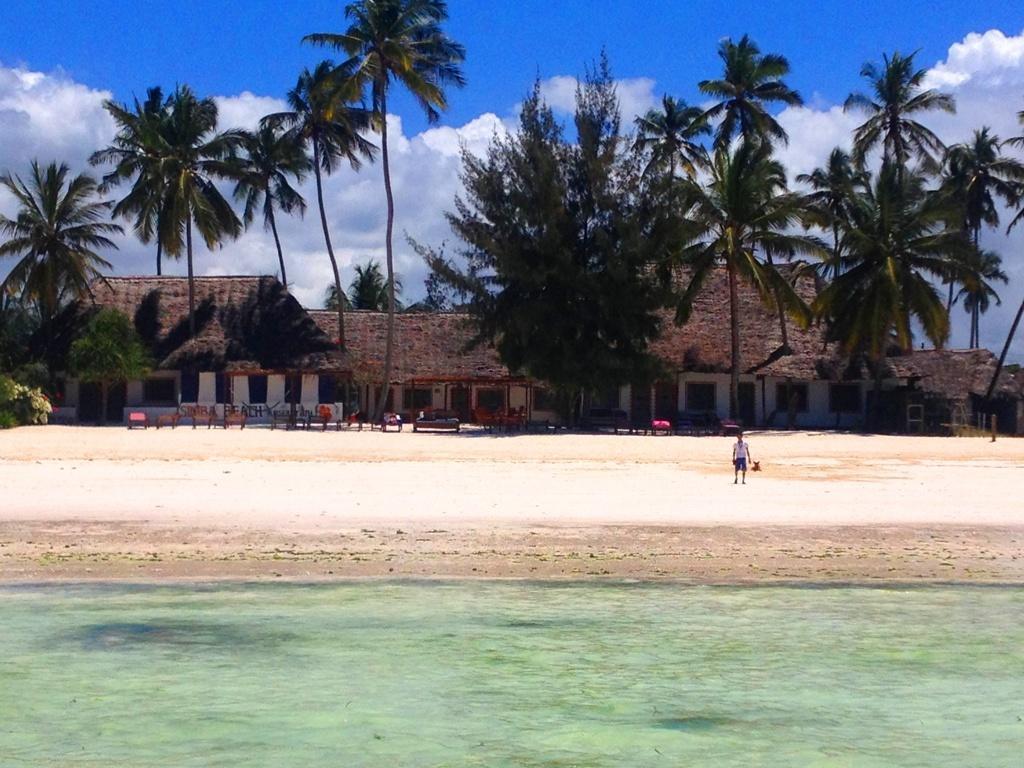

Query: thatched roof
[649,265,836,379]
[314,265,838,383]
[883,349,1021,401]
[311,310,513,383]
[90,276,346,373]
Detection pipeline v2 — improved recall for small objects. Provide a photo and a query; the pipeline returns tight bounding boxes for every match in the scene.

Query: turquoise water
[1,583,1022,767]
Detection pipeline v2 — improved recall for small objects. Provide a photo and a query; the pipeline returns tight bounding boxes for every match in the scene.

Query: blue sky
[1,3,1024,357]
[2,0,1021,132]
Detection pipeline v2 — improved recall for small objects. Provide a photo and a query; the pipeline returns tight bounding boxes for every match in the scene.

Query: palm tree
[305,0,466,420]
[91,86,171,275]
[678,141,823,417]
[955,249,1007,349]
[0,161,122,323]
[844,50,956,174]
[940,127,1024,311]
[157,85,244,338]
[813,164,967,426]
[633,95,709,178]
[264,60,376,347]
[698,34,803,150]
[796,148,866,279]
[985,107,1024,399]
[324,259,404,311]
[234,124,312,290]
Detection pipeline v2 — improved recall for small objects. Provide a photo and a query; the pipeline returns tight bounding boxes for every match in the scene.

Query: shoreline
[3,427,1022,584]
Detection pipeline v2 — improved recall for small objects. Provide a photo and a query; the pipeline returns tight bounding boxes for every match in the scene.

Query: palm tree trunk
[727,259,740,419]
[314,143,344,350]
[268,204,287,290]
[985,294,1024,401]
[186,214,195,339]
[831,223,841,280]
[870,357,884,432]
[375,89,398,424]
[156,238,162,277]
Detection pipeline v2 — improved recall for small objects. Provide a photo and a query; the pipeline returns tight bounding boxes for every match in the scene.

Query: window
[402,387,433,410]
[591,386,620,410]
[686,382,717,412]
[533,387,557,412]
[829,384,861,413]
[143,377,176,405]
[248,375,268,404]
[476,388,506,411]
[776,383,809,413]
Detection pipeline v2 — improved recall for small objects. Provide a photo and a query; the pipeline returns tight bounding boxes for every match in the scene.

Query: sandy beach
[1,426,1021,583]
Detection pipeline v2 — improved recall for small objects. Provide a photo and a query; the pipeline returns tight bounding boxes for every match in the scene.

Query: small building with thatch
[880,349,1022,434]
[63,276,347,424]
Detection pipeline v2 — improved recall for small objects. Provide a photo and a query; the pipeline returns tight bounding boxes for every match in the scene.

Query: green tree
[677,140,821,418]
[91,86,171,275]
[324,260,403,311]
[796,148,867,279]
[68,309,151,425]
[305,0,466,420]
[265,61,376,347]
[234,124,312,290]
[955,249,1007,349]
[844,50,956,174]
[633,96,709,178]
[940,128,1024,312]
[814,164,967,426]
[428,66,686,419]
[985,107,1024,399]
[698,35,803,150]
[157,85,245,338]
[0,161,121,323]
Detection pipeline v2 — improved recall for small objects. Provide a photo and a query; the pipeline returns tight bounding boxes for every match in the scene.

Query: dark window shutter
[215,374,225,404]
[319,375,337,404]
[249,375,268,404]
[180,371,199,403]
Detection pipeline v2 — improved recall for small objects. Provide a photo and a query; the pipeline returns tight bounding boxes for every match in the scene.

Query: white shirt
[733,440,751,461]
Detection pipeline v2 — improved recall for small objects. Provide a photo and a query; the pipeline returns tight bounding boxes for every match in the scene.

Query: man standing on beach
[733,433,752,485]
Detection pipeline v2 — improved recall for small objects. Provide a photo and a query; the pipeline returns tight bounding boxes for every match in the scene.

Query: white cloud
[923,29,1024,90]
[538,74,659,122]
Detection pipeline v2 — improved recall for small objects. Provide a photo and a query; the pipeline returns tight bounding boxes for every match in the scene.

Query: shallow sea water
[1,582,1022,767]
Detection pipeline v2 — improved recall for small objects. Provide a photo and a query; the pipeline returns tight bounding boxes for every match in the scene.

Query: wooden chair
[155,412,181,430]
[223,411,247,429]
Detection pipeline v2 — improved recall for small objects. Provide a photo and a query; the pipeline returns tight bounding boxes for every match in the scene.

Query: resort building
[57,270,1023,433]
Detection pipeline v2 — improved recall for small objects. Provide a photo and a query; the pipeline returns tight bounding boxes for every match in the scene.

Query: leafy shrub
[0,374,52,425]
[0,410,16,429]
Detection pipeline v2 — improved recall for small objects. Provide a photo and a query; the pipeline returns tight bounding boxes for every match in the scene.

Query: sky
[2,1,1024,359]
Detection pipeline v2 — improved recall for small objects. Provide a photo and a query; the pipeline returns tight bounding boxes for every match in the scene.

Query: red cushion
[651,419,671,429]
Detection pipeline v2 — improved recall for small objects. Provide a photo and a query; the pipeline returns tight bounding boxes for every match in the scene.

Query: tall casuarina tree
[91,87,171,275]
[844,50,956,175]
[305,0,466,420]
[234,124,312,290]
[157,86,244,338]
[264,61,375,347]
[698,35,803,150]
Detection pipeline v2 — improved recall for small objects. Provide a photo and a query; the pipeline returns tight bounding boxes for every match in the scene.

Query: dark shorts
[734,458,747,472]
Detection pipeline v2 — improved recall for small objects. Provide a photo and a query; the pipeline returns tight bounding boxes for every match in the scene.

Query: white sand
[1,426,1021,582]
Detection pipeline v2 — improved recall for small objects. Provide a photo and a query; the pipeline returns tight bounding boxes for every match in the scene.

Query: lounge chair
[583,408,628,434]
[379,412,403,432]
[223,411,247,429]
[127,412,148,430]
[413,409,460,432]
